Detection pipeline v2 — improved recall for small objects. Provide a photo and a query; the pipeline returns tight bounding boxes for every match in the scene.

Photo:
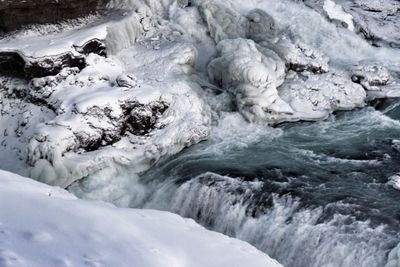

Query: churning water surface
[134,99,400,267]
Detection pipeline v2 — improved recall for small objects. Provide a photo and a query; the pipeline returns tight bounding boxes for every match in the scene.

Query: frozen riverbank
[0,170,282,267]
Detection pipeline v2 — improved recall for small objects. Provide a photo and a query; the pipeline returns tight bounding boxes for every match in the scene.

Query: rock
[0,0,108,32]
[195,0,248,42]
[116,74,139,88]
[0,39,107,78]
[304,0,400,47]
[246,9,277,38]
[279,71,367,121]
[208,38,293,123]
[247,9,329,74]
[351,64,392,91]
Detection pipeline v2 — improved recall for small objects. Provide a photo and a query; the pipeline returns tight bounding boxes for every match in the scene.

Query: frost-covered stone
[246,9,329,73]
[351,64,392,91]
[116,74,140,88]
[279,71,366,121]
[22,42,210,188]
[208,38,292,122]
[323,0,355,31]
[257,37,330,74]
[194,0,248,42]
[305,0,400,47]
[246,9,277,38]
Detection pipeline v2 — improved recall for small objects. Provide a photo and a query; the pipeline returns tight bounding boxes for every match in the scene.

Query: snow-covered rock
[22,42,211,189]
[305,0,400,47]
[323,0,355,31]
[0,169,282,267]
[278,71,367,121]
[208,38,292,122]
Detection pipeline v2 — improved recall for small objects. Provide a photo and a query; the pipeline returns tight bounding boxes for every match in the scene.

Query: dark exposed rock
[75,39,107,57]
[25,53,86,79]
[0,51,85,79]
[0,39,107,78]
[0,52,25,77]
[0,0,109,32]
[123,101,169,136]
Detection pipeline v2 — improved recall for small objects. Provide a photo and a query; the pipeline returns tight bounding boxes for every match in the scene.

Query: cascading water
[132,101,400,267]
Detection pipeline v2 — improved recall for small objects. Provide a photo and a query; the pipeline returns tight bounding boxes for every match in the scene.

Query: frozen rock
[208,38,293,123]
[305,0,400,47]
[323,0,355,31]
[258,38,330,74]
[116,73,140,88]
[351,64,392,91]
[194,0,248,42]
[23,42,210,189]
[279,71,367,121]
[246,9,329,74]
[246,8,277,38]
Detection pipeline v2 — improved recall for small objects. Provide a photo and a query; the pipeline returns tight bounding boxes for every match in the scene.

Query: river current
[128,99,400,267]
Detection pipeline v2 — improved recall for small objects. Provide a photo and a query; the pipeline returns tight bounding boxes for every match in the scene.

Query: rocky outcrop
[0,0,108,31]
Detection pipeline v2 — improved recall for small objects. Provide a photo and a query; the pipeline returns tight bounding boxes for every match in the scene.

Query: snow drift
[0,170,281,267]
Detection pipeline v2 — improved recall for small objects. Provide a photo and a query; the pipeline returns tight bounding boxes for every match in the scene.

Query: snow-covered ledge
[0,170,282,267]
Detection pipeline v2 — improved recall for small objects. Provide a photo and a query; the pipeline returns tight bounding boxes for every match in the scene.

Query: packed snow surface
[0,170,281,267]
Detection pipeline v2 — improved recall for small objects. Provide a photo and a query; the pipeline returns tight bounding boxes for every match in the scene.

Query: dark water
[134,99,400,267]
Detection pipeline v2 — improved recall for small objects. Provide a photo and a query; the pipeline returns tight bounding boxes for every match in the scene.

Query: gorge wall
[0,0,108,31]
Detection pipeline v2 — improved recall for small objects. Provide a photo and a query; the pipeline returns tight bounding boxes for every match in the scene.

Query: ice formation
[208,38,292,122]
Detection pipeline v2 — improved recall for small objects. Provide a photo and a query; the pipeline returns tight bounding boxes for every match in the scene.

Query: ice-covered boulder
[194,0,248,42]
[208,38,293,123]
[257,37,330,74]
[304,0,400,47]
[22,41,210,189]
[245,8,329,74]
[278,71,367,121]
[352,64,392,91]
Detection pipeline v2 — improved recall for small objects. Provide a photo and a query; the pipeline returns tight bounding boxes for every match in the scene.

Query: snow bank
[0,170,282,267]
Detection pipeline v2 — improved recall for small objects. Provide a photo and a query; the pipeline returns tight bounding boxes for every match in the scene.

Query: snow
[0,18,109,58]
[0,169,282,267]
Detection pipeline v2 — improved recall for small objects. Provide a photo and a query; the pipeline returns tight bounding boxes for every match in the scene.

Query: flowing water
[126,99,400,267]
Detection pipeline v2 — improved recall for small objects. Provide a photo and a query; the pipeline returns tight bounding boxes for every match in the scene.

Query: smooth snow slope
[0,170,281,267]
